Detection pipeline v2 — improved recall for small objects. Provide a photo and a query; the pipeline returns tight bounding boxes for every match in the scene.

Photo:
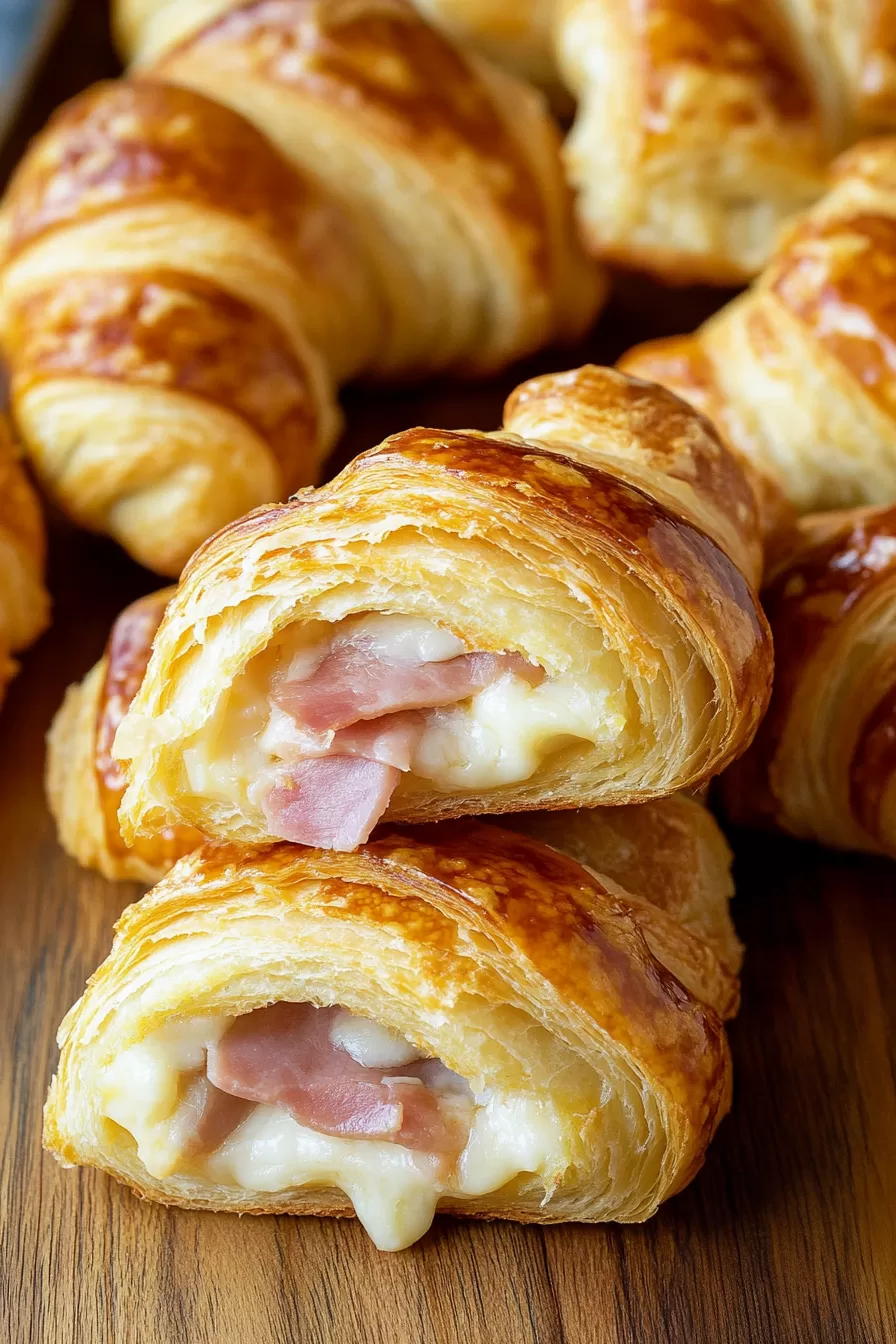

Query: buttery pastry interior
[112,366,772,853]
[45,808,737,1250]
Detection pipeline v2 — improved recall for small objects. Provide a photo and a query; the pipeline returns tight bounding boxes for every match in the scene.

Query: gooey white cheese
[99,1010,564,1252]
[185,612,628,806]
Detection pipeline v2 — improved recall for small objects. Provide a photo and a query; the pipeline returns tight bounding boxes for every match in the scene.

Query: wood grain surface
[2,5,896,1342]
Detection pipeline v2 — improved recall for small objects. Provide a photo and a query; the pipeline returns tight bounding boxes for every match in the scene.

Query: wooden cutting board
[2,5,895,1341]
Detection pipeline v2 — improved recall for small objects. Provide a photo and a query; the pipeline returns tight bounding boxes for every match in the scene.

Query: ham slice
[260,756,401,850]
[289,711,426,770]
[207,1002,472,1158]
[262,624,544,848]
[168,1075,255,1160]
[274,643,541,733]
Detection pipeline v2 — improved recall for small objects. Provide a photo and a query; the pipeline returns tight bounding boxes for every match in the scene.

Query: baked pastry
[46,588,201,883]
[113,365,772,852]
[365,1,896,283]
[117,0,601,376]
[0,415,50,706]
[1,8,601,577]
[622,140,896,517]
[724,506,896,858]
[44,810,736,1250]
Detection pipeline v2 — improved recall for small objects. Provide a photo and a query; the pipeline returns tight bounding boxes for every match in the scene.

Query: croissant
[622,140,896,518]
[0,416,50,706]
[1,5,600,577]
[112,365,772,854]
[44,810,736,1250]
[723,505,896,859]
[376,0,896,284]
[46,588,201,883]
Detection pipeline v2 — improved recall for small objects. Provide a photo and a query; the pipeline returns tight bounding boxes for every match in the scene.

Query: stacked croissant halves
[44,365,765,1250]
[34,0,896,1256]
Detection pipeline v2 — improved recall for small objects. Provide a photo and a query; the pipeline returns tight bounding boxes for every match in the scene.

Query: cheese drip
[100,1010,564,1251]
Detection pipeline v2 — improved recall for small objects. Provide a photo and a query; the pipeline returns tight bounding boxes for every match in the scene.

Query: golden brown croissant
[373,0,896,283]
[0,415,50,706]
[622,140,896,517]
[44,810,736,1250]
[112,365,772,853]
[1,6,600,577]
[46,588,201,883]
[724,505,896,858]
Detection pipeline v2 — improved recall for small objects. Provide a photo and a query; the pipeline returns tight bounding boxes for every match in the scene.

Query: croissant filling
[182,613,627,848]
[99,1002,563,1251]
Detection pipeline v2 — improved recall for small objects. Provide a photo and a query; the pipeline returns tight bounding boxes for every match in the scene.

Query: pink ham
[292,711,426,770]
[169,1075,255,1159]
[274,643,542,733]
[262,630,544,849]
[207,1002,472,1158]
[261,756,401,850]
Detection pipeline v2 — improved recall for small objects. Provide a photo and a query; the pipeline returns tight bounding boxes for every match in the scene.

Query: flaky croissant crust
[45,820,732,1226]
[621,139,896,521]
[46,589,200,883]
[724,505,896,858]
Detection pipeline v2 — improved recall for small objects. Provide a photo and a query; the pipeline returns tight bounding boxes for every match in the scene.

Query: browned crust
[5,273,321,484]
[637,0,818,133]
[95,589,201,871]
[158,0,552,285]
[768,211,896,423]
[725,505,896,852]
[0,78,322,262]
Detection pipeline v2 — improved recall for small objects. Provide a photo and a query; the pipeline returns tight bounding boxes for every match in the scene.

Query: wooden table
[2,6,896,1341]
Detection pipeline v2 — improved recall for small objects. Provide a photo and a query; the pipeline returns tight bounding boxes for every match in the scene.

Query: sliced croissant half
[45,803,738,1250]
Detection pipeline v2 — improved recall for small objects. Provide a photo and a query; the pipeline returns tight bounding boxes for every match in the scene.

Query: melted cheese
[412,671,625,790]
[182,612,628,811]
[99,1010,564,1252]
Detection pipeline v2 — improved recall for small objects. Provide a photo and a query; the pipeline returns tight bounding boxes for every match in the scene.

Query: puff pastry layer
[46,588,201,883]
[622,140,896,518]
[724,506,896,858]
[0,416,49,707]
[44,811,736,1249]
[1,4,601,576]
[112,366,772,851]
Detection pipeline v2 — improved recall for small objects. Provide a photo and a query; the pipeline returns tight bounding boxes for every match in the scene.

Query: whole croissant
[45,811,736,1249]
[390,0,896,284]
[724,506,896,859]
[622,141,896,519]
[0,2,600,577]
[0,416,49,706]
[113,365,772,853]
